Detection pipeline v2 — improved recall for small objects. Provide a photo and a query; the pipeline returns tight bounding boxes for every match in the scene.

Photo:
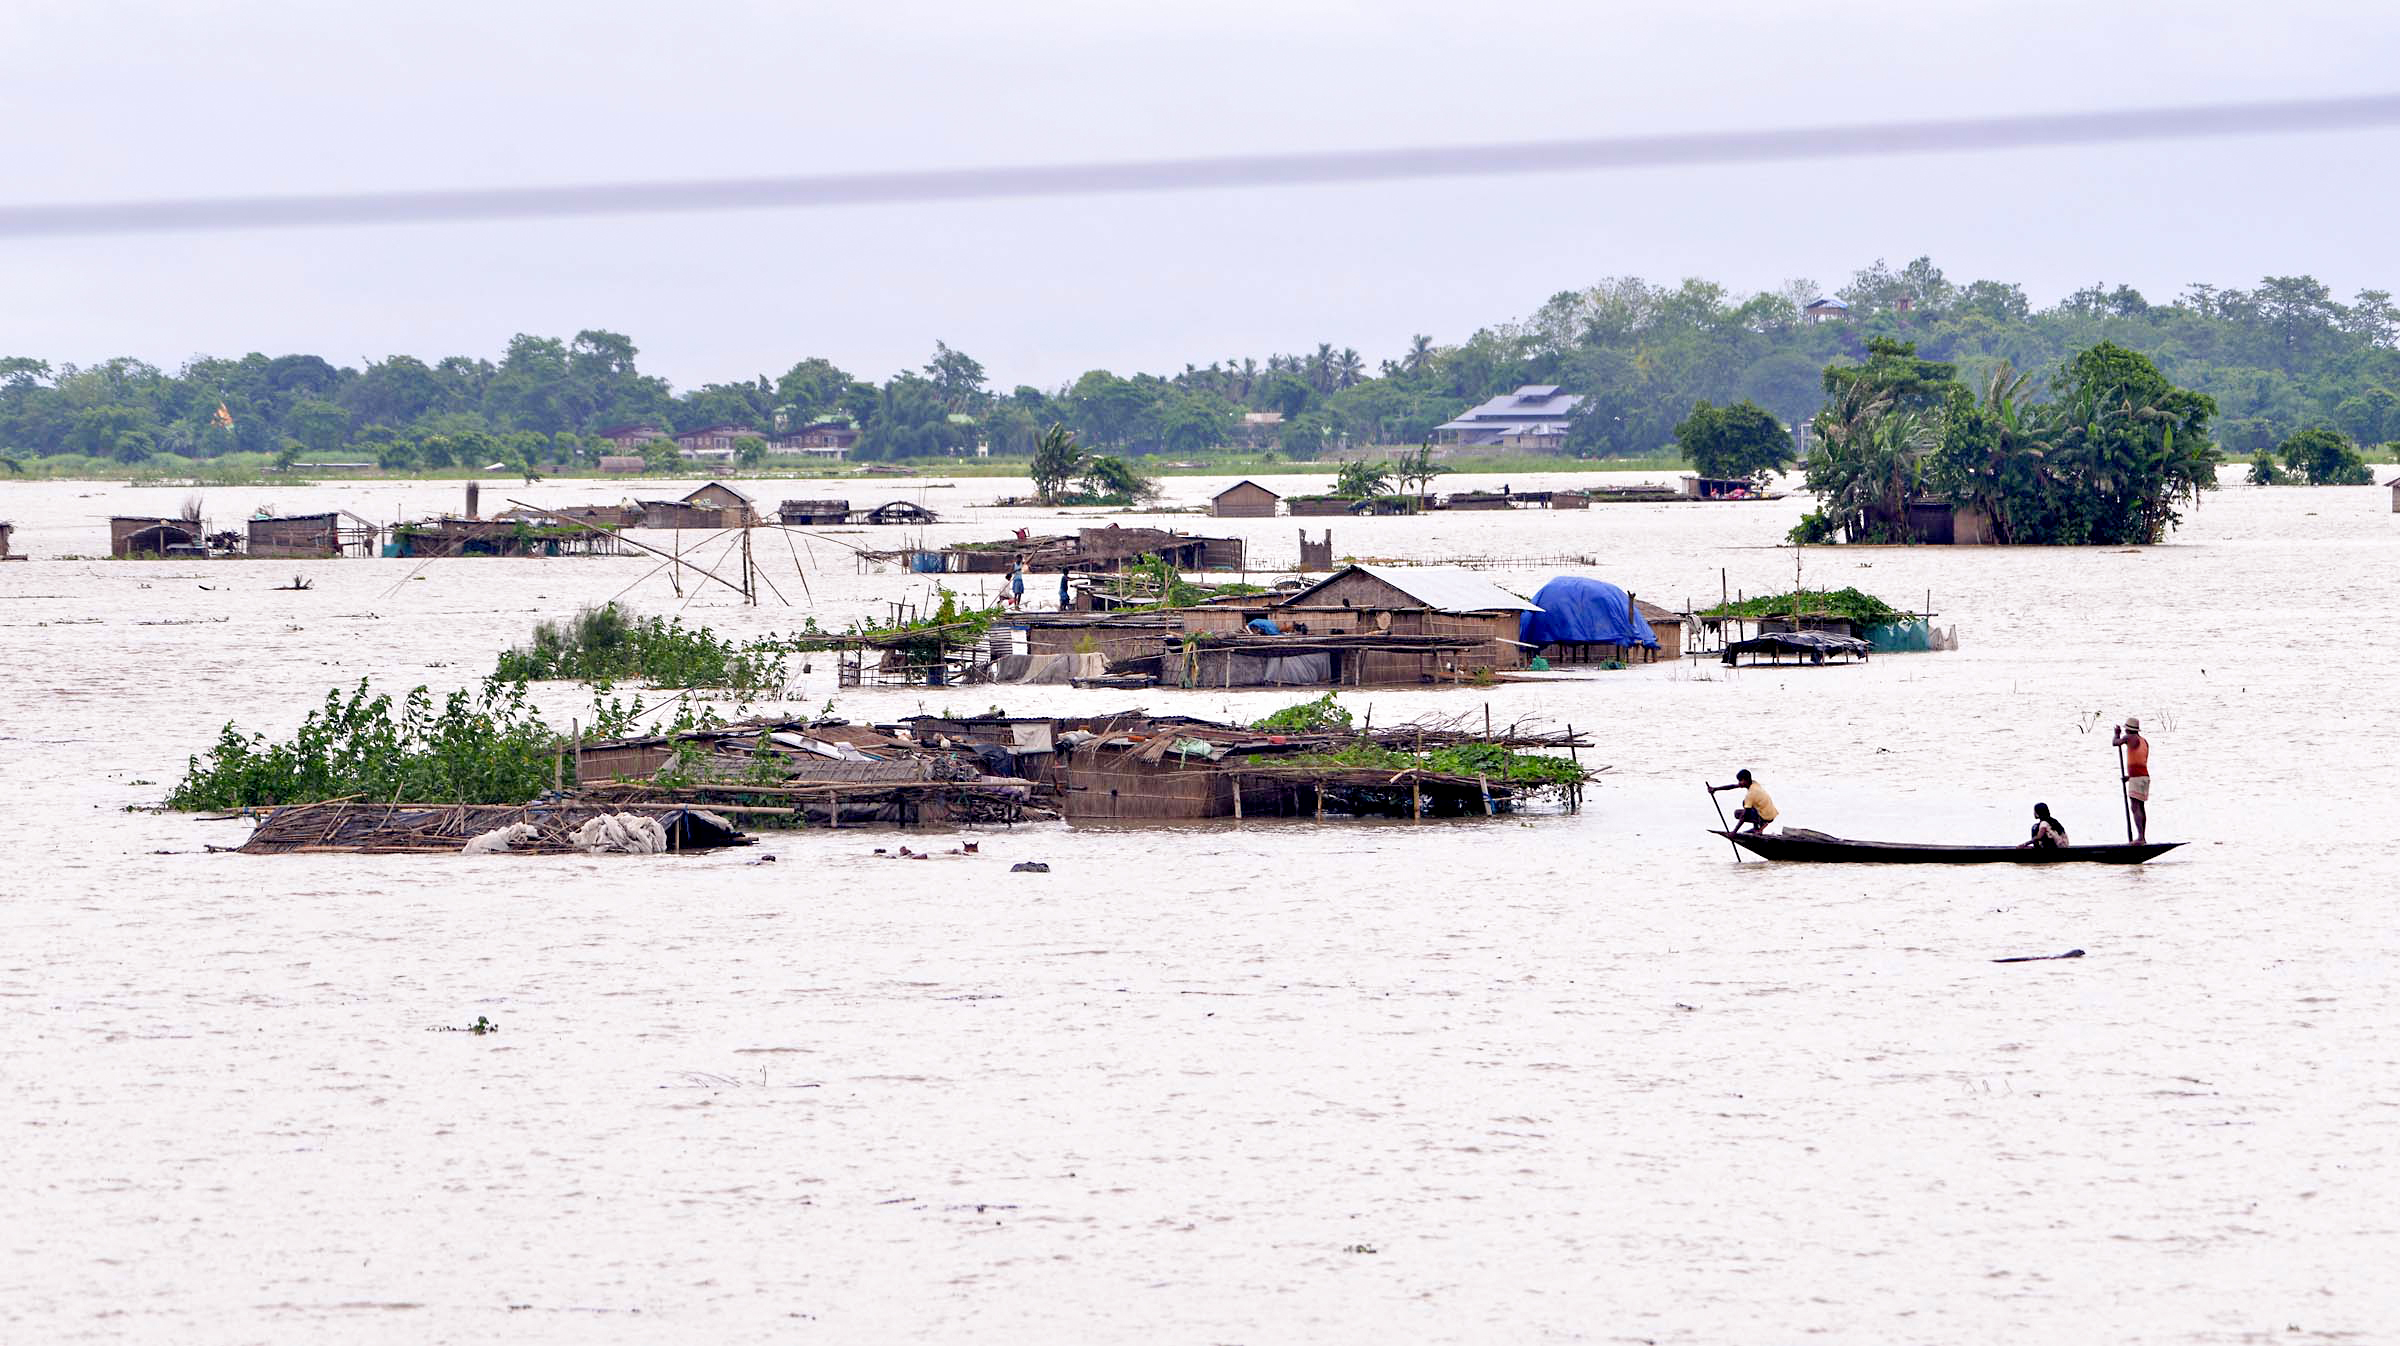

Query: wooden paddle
[2115,736,2135,844]
[1706,783,1744,862]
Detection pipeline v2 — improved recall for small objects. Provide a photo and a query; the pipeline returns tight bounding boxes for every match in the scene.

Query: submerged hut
[0,521,15,561]
[236,800,753,854]
[933,526,1245,575]
[858,500,939,525]
[246,511,381,559]
[777,499,851,525]
[996,564,1546,689]
[570,717,1052,827]
[388,517,633,557]
[110,516,203,558]
[1720,631,1872,667]
[1519,577,1674,664]
[638,482,759,530]
[1272,564,1539,677]
[898,710,1591,822]
[1211,480,1282,518]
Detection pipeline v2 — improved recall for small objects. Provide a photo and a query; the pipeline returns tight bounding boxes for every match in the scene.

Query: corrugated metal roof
[1445,385,1583,424]
[1289,564,1540,614]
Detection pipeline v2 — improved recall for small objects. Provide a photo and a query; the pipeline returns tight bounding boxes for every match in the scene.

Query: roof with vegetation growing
[1700,587,1910,625]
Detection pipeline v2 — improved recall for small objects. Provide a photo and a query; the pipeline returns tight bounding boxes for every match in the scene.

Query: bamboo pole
[503,499,750,600]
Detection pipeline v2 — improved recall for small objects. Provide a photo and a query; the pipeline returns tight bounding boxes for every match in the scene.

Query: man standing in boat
[2114,717,2152,844]
[1709,769,1778,834]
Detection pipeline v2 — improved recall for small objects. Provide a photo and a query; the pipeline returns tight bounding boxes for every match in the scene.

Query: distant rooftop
[1436,384,1584,436]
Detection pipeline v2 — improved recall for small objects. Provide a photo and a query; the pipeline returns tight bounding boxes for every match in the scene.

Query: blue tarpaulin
[1519,577,1658,649]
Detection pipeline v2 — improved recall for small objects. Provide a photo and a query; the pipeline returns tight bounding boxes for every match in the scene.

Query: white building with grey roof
[1434,384,1584,449]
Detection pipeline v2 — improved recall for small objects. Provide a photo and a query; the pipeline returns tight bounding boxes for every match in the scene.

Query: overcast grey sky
[7,0,2399,391]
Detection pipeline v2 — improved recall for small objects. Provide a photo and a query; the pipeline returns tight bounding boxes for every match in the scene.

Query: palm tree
[1808,380,1934,541]
[1336,348,1365,389]
[1933,363,2048,544]
[1308,343,1336,393]
[1401,334,1435,377]
[1029,424,1084,505]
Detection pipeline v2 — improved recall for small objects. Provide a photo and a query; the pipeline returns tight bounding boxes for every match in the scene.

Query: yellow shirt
[1744,783,1778,821]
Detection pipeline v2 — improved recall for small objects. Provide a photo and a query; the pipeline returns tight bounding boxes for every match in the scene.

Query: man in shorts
[2113,716,2152,844]
[1709,769,1778,834]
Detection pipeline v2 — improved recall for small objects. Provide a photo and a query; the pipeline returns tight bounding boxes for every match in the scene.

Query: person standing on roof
[1709,770,1778,834]
[2114,716,2152,843]
[1009,566,1026,609]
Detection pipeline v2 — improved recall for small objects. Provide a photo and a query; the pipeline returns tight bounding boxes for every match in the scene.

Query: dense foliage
[2271,427,2375,485]
[1701,587,1910,625]
[11,259,2400,470]
[167,677,643,809]
[1281,741,1587,788]
[1248,693,1355,734]
[491,603,788,694]
[1673,399,1794,484]
[1798,339,2222,545]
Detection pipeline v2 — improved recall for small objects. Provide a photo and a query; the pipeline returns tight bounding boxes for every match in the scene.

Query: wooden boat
[1713,828,2182,865]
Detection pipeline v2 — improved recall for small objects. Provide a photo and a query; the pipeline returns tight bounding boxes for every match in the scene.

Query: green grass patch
[492,603,788,695]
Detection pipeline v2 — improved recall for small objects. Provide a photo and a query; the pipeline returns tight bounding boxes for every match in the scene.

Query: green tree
[1078,454,1157,503]
[1030,424,1083,504]
[1673,399,1793,485]
[1333,460,1392,499]
[2277,427,2373,485]
[285,397,351,455]
[735,434,769,470]
[774,357,852,427]
[1389,442,1444,505]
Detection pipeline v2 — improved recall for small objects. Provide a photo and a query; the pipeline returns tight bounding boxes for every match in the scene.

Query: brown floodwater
[1,468,2395,1344]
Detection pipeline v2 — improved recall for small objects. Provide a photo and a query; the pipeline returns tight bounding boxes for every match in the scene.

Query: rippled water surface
[3,470,2396,1344]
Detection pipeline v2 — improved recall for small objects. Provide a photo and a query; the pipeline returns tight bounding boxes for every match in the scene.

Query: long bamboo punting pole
[1707,783,1743,863]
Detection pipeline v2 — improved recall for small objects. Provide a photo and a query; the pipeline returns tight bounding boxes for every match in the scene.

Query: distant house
[1211,480,1282,518]
[596,424,666,452]
[674,424,757,460]
[599,455,648,474]
[1802,298,1850,324]
[775,421,858,460]
[2388,474,2399,513]
[1434,385,1584,450]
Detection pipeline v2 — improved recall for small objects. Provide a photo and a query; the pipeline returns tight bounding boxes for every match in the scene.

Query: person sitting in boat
[2019,802,2068,849]
[1709,770,1778,833]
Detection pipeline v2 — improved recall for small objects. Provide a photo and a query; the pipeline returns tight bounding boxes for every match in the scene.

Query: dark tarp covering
[1722,631,1871,664]
[1519,577,1658,649]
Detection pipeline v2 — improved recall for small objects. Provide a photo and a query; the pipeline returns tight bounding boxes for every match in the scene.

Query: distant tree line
[6,257,2400,470]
